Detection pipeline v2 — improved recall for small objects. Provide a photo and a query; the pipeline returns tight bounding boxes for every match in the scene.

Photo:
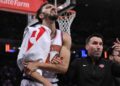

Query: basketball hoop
[57,10,76,35]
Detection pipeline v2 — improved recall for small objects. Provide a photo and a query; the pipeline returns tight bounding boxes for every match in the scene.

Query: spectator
[67,34,120,86]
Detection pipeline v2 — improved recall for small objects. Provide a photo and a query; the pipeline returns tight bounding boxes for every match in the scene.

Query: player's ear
[39,13,44,19]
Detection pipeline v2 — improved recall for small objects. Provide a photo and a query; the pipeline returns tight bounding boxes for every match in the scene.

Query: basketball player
[17,2,71,86]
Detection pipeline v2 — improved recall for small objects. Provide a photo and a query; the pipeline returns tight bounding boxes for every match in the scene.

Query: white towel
[17,24,51,75]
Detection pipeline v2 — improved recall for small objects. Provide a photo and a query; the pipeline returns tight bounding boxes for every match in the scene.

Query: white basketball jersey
[43,29,63,82]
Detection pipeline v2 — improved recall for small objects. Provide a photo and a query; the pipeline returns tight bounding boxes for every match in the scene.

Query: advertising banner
[0,0,47,14]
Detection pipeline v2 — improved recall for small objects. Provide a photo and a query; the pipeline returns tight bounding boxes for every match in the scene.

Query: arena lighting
[5,44,16,53]
[104,51,108,59]
[81,49,87,58]
[80,50,108,59]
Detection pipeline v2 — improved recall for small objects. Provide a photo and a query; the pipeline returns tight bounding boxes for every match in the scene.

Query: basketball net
[57,10,76,35]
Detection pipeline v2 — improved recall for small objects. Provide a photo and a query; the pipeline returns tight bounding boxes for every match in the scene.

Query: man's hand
[112,38,120,53]
[112,38,120,63]
[23,60,40,72]
[51,56,63,64]
[43,81,52,86]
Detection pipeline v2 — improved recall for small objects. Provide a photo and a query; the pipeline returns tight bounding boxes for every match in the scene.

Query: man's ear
[39,13,44,19]
[85,44,88,50]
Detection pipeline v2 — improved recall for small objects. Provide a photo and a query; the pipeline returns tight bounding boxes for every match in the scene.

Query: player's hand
[24,68,35,75]
[43,82,52,86]
[51,56,63,64]
[23,60,39,72]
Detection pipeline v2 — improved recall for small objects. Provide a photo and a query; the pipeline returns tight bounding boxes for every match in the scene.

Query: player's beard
[43,13,58,21]
[48,15,58,21]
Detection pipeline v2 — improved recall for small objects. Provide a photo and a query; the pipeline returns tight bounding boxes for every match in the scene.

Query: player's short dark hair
[36,2,48,22]
[85,33,104,45]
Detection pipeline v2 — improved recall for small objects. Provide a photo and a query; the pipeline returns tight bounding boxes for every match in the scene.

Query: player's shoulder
[61,32,72,48]
[62,32,71,41]
[26,22,42,31]
[29,21,41,28]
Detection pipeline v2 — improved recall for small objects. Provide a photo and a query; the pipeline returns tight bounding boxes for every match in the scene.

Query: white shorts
[20,79,58,86]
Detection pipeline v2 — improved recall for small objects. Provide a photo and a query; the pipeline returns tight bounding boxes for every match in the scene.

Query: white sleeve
[17,27,30,71]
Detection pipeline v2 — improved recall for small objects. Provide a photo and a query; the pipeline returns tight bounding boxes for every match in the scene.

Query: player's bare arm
[25,70,52,86]
[26,32,71,74]
[23,61,52,86]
